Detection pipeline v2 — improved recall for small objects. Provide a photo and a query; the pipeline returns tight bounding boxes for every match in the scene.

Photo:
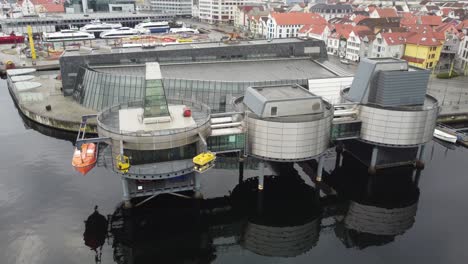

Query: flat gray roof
[92,58,336,81]
[61,38,308,57]
[254,85,314,100]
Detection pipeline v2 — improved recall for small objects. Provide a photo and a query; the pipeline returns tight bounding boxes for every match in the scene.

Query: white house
[345,31,362,61]
[372,32,407,58]
[327,33,340,55]
[345,28,374,61]
[234,5,267,30]
[266,12,327,39]
[458,37,468,74]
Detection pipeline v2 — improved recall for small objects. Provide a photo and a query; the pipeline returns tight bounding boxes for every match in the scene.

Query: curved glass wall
[73,67,309,113]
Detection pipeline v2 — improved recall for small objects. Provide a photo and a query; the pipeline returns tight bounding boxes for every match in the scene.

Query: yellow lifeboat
[193,152,216,173]
[116,155,130,173]
[72,143,97,175]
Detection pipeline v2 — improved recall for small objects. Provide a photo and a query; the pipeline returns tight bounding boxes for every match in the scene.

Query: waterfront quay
[0,12,175,35]
[5,37,461,208]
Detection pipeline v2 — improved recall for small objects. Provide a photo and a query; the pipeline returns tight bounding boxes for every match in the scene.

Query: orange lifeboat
[72,143,97,175]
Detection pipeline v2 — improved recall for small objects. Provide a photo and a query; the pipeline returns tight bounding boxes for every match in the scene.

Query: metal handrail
[97,98,211,137]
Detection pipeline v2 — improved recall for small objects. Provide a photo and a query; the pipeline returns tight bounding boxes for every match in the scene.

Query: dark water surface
[1,81,468,264]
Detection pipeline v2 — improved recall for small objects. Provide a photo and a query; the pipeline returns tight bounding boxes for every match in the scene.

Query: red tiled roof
[400,12,414,18]
[434,23,458,33]
[334,24,354,38]
[432,31,445,41]
[238,5,265,13]
[402,56,425,64]
[298,24,328,35]
[456,19,468,30]
[381,32,408,45]
[353,15,368,24]
[406,32,442,46]
[375,8,398,18]
[405,25,432,33]
[441,8,451,16]
[270,12,327,26]
[400,16,418,26]
[419,15,442,26]
[32,0,64,13]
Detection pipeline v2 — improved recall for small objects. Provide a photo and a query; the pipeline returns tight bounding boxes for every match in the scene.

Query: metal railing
[97,98,211,137]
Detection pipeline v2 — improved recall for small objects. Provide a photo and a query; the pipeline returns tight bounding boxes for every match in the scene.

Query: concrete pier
[6,73,97,133]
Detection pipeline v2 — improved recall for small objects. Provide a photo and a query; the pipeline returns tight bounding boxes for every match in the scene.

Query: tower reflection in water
[327,152,420,249]
[83,154,421,263]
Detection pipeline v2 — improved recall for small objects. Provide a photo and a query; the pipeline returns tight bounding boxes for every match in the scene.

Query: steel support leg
[316,155,325,182]
[194,173,203,199]
[238,154,244,184]
[415,144,426,169]
[368,146,378,174]
[257,171,264,215]
[335,143,343,169]
[121,177,132,209]
[414,168,422,187]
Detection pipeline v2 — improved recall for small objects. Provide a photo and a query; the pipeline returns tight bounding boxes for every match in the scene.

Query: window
[271,106,277,116]
[429,62,433,68]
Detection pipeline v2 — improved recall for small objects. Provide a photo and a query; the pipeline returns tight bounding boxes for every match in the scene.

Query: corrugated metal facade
[371,70,429,107]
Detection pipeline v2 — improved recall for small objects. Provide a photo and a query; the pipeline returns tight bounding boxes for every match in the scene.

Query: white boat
[6,68,36,76]
[80,20,122,37]
[14,81,42,91]
[43,30,95,42]
[169,27,199,34]
[11,75,34,82]
[433,128,457,143]
[340,59,350,65]
[100,27,149,39]
[135,21,170,33]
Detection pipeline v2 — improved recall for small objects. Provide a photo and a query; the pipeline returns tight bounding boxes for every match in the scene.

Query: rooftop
[269,12,327,26]
[61,38,309,57]
[92,58,337,82]
[374,8,399,18]
[254,85,314,100]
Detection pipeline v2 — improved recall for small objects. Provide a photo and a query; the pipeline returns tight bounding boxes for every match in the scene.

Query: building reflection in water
[326,152,420,249]
[82,153,422,263]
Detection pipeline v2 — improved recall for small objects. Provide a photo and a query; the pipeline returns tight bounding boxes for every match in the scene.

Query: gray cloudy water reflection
[1,80,468,264]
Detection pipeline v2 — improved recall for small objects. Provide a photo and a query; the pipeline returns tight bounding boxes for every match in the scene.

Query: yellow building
[403,33,442,69]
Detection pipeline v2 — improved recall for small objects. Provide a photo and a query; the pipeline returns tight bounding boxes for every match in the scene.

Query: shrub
[437,71,459,79]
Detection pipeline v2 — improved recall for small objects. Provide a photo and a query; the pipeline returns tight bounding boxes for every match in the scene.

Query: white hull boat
[433,128,457,143]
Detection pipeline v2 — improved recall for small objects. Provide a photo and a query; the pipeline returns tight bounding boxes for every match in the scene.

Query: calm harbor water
[1,80,468,264]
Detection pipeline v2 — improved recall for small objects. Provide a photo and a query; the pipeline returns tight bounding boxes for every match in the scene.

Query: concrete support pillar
[316,155,325,182]
[257,172,265,215]
[238,154,244,184]
[415,144,426,169]
[121,177,132,209]
[368,146,378,174]
[258,174,264,191]
[335,143,344,169]
[193,173,203,199]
